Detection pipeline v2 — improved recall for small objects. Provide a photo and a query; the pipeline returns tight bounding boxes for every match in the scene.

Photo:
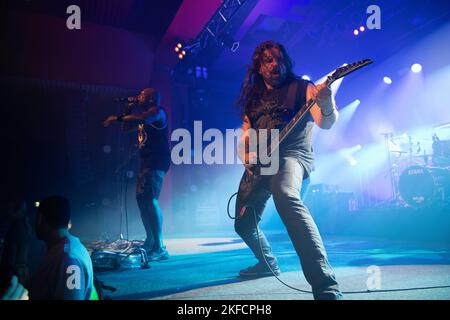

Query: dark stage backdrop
[0,76,147,239]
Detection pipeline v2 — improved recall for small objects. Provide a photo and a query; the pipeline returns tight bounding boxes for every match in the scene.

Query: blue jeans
[235,157,341,299]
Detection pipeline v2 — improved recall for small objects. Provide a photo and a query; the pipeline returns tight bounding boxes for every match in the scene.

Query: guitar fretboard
[268,99,316,156]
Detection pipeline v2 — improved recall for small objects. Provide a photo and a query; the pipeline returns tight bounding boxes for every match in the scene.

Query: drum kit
[384,123,450,208]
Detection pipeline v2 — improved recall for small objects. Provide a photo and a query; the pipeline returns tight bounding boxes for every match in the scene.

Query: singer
[103,88,171,261]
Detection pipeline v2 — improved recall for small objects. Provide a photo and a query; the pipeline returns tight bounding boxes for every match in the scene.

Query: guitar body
[238,168,264,204]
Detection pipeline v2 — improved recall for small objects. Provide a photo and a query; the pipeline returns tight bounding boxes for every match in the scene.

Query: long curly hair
[236,40,297,117]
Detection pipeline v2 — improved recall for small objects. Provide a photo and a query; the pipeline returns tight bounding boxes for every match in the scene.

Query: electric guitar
[238,59,373,203]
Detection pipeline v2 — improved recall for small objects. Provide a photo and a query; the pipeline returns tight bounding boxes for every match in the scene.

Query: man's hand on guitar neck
[313,82,333,105]
[307,81,338,130]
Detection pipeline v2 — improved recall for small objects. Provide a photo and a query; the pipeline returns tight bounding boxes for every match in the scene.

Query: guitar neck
[264,59,373,158]
[267,99,316,157]
[269,77,333,156]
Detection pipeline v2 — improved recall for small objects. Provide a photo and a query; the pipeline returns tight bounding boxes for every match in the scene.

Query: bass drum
[398,165,450,207]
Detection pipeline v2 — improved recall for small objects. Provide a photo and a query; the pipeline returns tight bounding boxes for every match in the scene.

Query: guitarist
[103,88,171,261]
[235,41,342,300]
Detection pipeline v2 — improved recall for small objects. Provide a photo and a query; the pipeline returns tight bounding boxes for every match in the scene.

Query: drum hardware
[432,134,450,167]
[382,132,450,207]
[378,127,450,208]
[398,165,450,208]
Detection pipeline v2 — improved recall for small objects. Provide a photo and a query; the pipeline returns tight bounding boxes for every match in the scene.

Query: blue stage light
[383,76,392,84]
[301,75,311,81]
[411,63,422,73]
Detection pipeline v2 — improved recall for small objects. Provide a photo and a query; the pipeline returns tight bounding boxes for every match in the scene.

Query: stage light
[301,75,311,81]
[383,76,392,85]
[411,63,422,73]
[359,26,365,32]
[175,43,187,58]
[335,99,360,130]
[337,145,363,169]
[340,144,363,156]
[353,29,359,36]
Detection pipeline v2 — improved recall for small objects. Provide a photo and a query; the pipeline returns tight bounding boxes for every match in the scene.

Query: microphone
[115,96,137,103]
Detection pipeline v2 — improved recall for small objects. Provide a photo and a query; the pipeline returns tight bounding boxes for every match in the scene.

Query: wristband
[321,108,335,117]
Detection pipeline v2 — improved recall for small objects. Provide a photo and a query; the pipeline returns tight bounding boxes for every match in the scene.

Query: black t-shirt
[139,107,171,172]
[245,77,315,176]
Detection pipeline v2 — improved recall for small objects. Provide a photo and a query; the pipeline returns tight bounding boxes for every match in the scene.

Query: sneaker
[239,261,281,278]
[147,246,169,261]
[314,291,344,300]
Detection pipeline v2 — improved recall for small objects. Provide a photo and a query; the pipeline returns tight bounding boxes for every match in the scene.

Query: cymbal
[391,136,432,144]
[434,122,450,130]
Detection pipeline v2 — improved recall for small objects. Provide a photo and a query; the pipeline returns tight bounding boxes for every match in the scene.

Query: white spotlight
[301,75,311,81]
[411,63,422,73]
[383,76,392,85]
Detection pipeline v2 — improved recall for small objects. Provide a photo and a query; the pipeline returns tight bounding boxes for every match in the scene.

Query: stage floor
[95,234,450,300]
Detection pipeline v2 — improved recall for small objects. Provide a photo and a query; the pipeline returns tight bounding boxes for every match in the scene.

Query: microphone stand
[114,102,137,242]
[379,132,401,207]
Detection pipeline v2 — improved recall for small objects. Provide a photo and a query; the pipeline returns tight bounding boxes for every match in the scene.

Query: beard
[262,66,287,87]
[264,72,286,87]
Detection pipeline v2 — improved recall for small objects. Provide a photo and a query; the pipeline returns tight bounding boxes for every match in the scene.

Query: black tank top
[139,107,171,172]
[245,77,315,176]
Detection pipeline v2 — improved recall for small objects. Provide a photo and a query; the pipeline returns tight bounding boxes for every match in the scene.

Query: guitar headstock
[327,59,373,86]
